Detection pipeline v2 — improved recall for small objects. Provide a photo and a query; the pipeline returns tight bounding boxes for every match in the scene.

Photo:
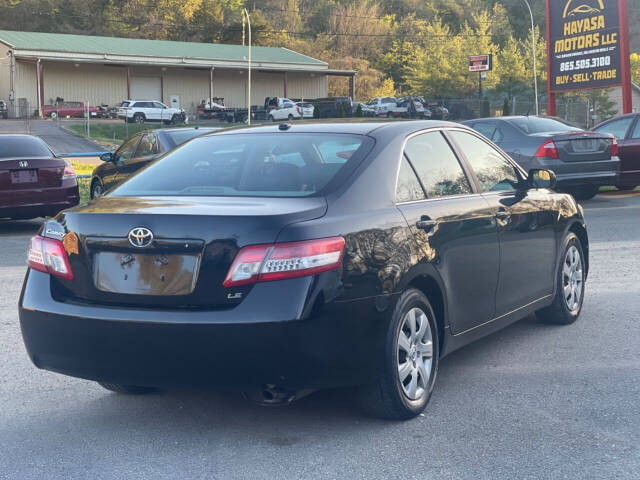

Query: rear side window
[449,131,519,192]
[135,134,159,156]
[594,117,635,139]
[166,129,209,146]
[396,157,425,203]
[0,136,51,159]
[120,101,130,107]
[112,133,370,198]
[404,131,471,198]
[472,122,497,140]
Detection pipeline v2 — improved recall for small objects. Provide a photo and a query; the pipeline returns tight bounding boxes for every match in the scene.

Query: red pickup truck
[42,102,99,119]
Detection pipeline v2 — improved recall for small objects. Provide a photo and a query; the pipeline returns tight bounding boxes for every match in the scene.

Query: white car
[296,102,315,119]
[366,97,400,117]
[118,100,185,124]
[267,98,302,121]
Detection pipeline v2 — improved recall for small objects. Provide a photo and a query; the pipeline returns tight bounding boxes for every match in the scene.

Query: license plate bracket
[11,169,38,184]
[94,252,201,295]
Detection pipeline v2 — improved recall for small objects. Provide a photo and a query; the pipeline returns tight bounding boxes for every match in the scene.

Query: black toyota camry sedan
[19,121,588,419]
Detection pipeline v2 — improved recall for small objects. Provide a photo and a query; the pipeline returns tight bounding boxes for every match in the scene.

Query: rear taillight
[223,237,345,288]
[62,160,76,180]
[611,137,619,157]
[27,235,74,280]
[534,139,559,159]
[297,107,302,115]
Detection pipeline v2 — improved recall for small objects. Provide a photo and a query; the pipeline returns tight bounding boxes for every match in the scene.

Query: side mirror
[528,168,557,189]
[100,152,113,162]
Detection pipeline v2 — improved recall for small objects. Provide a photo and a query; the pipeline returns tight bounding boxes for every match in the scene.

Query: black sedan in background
[20,121,588,419]
[90,127,218,198]
[463,116,619,200]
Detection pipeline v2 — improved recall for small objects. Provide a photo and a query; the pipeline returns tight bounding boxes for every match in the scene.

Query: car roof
[205,120,460,137]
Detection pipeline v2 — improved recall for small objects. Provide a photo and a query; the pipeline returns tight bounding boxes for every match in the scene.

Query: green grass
[77,177,91,204]
[67,123,172,142]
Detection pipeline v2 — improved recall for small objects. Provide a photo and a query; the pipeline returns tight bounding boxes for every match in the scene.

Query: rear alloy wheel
[537,232,585,325]
[133,113,145,124]
[269,115,275,122]
[50,111,58,120]
[90,179,103,199]
[359,288,439,420]
[569,185,599,200]
[287,114,294,121]
[98,382,159,395]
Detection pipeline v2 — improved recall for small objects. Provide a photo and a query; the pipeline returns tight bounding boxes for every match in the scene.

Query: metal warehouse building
[0,30,355,117]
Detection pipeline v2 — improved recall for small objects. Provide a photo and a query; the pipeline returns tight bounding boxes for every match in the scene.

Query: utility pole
[242,8,252,125]
[522,0,539,115]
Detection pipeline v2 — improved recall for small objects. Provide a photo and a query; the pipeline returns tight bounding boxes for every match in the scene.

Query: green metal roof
[0,30,326,66]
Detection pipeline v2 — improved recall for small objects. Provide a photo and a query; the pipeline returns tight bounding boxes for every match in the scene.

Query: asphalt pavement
[0,192,639,480]
[0,119,102,154]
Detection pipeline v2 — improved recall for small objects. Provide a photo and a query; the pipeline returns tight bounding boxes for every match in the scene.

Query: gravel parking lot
[1,192,639,480]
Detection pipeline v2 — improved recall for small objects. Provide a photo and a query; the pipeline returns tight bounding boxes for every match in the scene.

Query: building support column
[126,67,131,99]
[283,72,288,98]
[36,59,43,117]
[210,67,214,101]
[349,74,356,100]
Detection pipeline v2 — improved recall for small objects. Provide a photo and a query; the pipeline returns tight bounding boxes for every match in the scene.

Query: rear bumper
[555,170,619,188]
[0,183,79,219]
[19,270,388,391]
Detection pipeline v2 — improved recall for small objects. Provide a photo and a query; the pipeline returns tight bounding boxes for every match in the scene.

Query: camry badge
[128,227,154,248]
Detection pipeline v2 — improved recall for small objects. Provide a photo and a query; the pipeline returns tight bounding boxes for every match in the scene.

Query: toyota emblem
[128,227,154,248]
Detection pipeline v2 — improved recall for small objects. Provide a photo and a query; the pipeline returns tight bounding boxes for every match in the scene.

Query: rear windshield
[0,136,51,159]
[166,129,215,146]
[111,133,370,198]
[508,117,581,134]
[120,101,130,107]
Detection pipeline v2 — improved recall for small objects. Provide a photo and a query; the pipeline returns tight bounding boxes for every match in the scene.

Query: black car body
[463,116,619,199]
[19,121,589,419]
[90,127,218,198]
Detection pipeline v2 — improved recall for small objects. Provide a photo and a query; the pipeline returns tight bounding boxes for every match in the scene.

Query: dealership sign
[547,0,626,92]
[468,54,492,72]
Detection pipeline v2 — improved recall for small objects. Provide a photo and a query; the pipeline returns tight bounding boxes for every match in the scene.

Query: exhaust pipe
[241,384,314,406]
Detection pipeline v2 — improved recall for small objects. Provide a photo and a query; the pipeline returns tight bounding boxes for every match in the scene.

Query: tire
[386,112,393,118]
[358,288,439,420]
[568,185,599,200]
[537,232,585,325]
[50,111,58,119]
[269,115,275,122]
[133,113,145,124]
[90,179,103,199]
[287,114,294,121]
[98,382,158,395]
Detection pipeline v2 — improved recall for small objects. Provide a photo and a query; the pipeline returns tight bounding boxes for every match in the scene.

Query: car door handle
[416,219,437,231]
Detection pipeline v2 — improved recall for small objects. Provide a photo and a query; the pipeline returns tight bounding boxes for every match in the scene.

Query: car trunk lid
[0,157,65,190]
[46,195,327,309]
[533,132,614,162]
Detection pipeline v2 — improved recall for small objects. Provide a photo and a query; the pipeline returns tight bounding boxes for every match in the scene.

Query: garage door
[130,77,162,101]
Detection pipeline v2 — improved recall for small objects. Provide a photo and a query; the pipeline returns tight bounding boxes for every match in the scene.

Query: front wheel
[90,179,103,199]
[537,232,585,325]
[133,113,145,124]
[359,288,439,420]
